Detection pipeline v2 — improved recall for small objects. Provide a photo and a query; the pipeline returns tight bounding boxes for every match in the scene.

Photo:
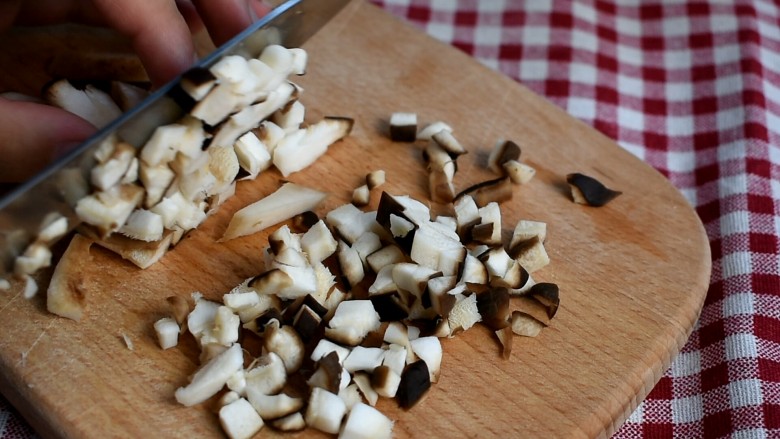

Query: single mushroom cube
[339,402,394,439]
[218,397,264,439]
[389,112,417,142]
[153,317,180,350]
[305,387,346,435]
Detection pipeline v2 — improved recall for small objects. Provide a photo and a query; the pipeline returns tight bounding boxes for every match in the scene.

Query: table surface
[1,1,779,438]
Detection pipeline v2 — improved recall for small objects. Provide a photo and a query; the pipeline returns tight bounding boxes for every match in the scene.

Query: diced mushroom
[325,300,381,346]
[352,184,370,207]
[366,245,405,274]
[174,343,243,406]
[566,173,622,206]
[21,275,38,299]
[343,346,385,373]
[503,160,536,184]
[118,209,164,242]
[180,67,217,101]
[476,288,511,330]
[416,121,452,140]
[219,397,264,439]
[352,372,379,407]
[366,170,386,190]
[447,293,481,334]
[90,142,136,191]
[339,402,394,439]
[495,326,514,358]
[389,112,417,142]
[270,412,306,432]
[233,131,272,180]
[396,360,431,409]
[487,139,521,174]
[262,319,304,373]
[273,116,354,177]
[245,352,287,396]
[409,336,442,383]
[432,129,467,157]
[305,387,346,435]
[37,214,68,244]
[75,184,144,237]
[14,242,52,276]
[246,390,304,421]
[154,317,180,349]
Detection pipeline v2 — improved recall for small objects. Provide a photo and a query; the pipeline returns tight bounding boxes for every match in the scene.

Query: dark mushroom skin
[476,287,511,330]
[528,282,560,319]
[565,173,622,207]
[396,360,431,409]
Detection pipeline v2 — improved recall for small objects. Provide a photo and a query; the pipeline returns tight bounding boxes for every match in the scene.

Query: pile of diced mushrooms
[0,41,624,438]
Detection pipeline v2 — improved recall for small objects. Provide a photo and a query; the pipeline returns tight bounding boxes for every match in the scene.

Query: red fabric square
[701,362,729,392]
[754,315,780,344]
[639,4,664,20]
[758,358,780,383]
[499,44,522,60]
[406,5,431,22]
[642,422,674,438]
[454,10,477,26]
[747,194,775,214]
[750,233,778,254]
[764,404,780,429]
[647,376,673,399]
[699,319,726,348]
[703,411,733,438]
[752,274,780,296]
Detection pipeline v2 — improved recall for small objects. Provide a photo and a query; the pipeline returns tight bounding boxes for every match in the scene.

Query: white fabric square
[522,25,550,46]
[617,44,644,66]
[665,82,694,102]
[474,26,502,45]
[720,210,751,235]
[715,74,743,96]
[520,60,549,81]
[572,2,596,23]
[718,174,749,198]
[721,251,754,277]
[672,394,703,423]
[733,429,768,439]
[620,141,646,161]
[617,106,645,131]
[666,115,695,136]
[710,13,739,33]
[670,350,702,377]
[755,0,780,15]
[615,16,641,37]
[570,62,598,85]
[567,97,597,120]
[680,187,697,206]
[728,379,763,408]
[717,140,747,162]
[426,22,454,42]
[475,1,506,13]
[765,111,780,138]
[664,49,693,69]
[716,107,746,131]
[430,0,456,12]
[758,16,780,41]
[661,17,691,37]
[760,47,780,71]
[617,73,643,97]
[571,29,598,52]
[725,333,759,361]
[722,293,756,318]
[713,45,742,65]
[666,150,697,173]
[626,402,644,423]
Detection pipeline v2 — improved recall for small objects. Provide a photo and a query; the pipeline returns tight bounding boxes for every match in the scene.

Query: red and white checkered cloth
[2,1,780,438]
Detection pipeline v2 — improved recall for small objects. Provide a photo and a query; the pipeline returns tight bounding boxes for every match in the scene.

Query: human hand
[0,0,270,183]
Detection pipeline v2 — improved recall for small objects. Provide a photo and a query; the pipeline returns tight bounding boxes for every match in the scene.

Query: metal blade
[0,0,350,277]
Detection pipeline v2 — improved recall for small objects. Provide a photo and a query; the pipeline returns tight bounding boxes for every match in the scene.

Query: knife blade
[0,0,350,278]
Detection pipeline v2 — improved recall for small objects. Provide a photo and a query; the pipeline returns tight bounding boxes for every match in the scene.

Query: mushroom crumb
[566,172,622,206]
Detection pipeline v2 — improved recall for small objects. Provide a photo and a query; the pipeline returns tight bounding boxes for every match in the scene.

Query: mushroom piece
[75,184,144,237]
[118,209,164,242]
[174,343,244,407]
[307,351,343,393]
[432,129,467,157]
[366,170,386,190]
[352,184,371,207]
[310,338,351,364]
[245,352,287,396]
[512,237,550,273]
[476,288,511,330]
[366,245,406,274]
[409,336,442,383]
[396,360,431,409]
[46,234,92,321]
[270,412,306,432]
[416,121,453,140]
[179,67,217,101]
[511,311,547,337]
[447,293,481,334]
[455,177,513,207]
[304,387,346,435]
[503,160,536,184]
[14,242,52,276]
[88,229,175,269]
[352,372,379,406]
[473,202,502,246]
[246,390,304,421]
[495,326,514,359]
[343,346,385,374]
[90,142,136,191]
[566,173,622,206]
[272,116,354,177]
[219,397,264,439]
[339,402,394,439]
[487,139,521,174]
[389,112,417,142]
[529,282,560,319]
[337,240,365,290]
[221,182,327,241]
[37,214,68,244]
[262,320,304,373]
[325,300,381,346]
[233,131,272,180]
[44,80,123,128]
[21,275,38,299]
[153,317,180,349]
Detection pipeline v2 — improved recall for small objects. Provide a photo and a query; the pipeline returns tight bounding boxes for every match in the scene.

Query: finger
[90,0,196,86]
[11,0,105,27]
[0,98,95,182]
[191,0,269,46]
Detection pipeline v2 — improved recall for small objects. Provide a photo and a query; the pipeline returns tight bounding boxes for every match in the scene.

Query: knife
[0,0,350,278]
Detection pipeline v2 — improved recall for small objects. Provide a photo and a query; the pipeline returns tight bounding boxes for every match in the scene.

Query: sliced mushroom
[174,343,243,407]
[455,177,513,207]
[273,116,354,177]
[396,360,431,409]
[366,170,386,190]
[245,352,287,396]
[475,288,510,330]
[352,184,371,207]
[221,182,327,241]
[44,80,122,128]
[511,311,547,337]
[270,412,306,432]
[46,234,92,321]
[503,160,536,184]
[263,319,304,373]
[409,336,442,383]
[246,390,304,421]
[416,121,452,140]
[487,139,521,174]
[343,346,385,373]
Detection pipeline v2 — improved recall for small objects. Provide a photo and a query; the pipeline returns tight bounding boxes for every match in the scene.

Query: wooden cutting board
[0,1,710,438]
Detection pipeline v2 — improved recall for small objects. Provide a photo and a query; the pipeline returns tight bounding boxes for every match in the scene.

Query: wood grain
[0,1,710,438]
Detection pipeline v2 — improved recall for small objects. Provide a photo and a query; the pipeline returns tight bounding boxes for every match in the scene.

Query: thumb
[0,97,95,182]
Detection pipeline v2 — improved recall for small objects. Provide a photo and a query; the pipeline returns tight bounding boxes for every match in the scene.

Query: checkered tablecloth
[3,1,780,438]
